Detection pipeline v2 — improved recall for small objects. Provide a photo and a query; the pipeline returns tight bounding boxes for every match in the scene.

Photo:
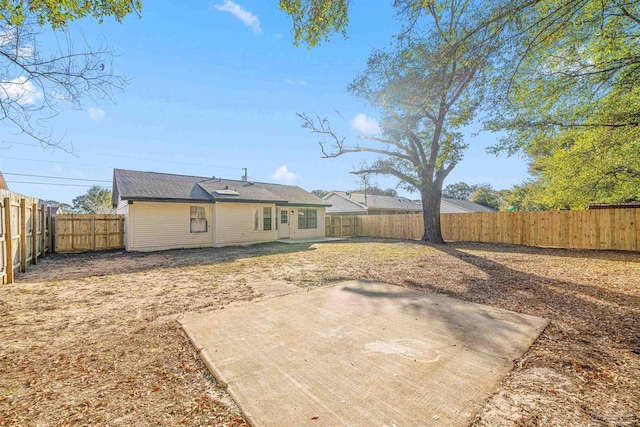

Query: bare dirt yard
[0,239,638,426]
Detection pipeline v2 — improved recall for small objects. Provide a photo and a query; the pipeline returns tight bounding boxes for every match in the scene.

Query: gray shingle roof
[112,169,330,207]
[327,192,422,212]
[441,197,498,212]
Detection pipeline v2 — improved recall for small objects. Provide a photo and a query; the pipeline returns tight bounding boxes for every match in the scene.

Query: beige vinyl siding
[129,201,214,251]
[216,203,276,246]
[289,207,326,239]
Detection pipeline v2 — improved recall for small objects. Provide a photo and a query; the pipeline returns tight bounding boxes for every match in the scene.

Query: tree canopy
[299,1,500,242]
[72,185,113,213]
[283,0,640,208]
[278,0,349,47]
[0,0,141,28]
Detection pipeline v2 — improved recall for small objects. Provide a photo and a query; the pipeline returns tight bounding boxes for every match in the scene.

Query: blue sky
[0,0,528,204]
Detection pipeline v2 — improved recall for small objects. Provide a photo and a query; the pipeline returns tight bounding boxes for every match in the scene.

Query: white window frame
[190,205,207,233]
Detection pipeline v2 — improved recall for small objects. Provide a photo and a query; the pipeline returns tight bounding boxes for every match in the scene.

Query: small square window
[190,206,207,233]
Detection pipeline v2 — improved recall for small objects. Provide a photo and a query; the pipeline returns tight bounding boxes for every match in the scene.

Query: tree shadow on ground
[401,242,640,353]
[440,240,640,262]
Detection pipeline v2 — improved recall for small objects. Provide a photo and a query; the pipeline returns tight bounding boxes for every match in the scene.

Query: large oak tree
[299,1,500,242]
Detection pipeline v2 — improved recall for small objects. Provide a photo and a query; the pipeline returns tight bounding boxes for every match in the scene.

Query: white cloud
[88,107,106,121]
[350,113,380,135]
[0,30,14,47]
[0,76,41,105]
[0,30,33,58]
[213,0,262,34]
[16,46,33,58]
[271,165,299,184]
[284,78,307,86]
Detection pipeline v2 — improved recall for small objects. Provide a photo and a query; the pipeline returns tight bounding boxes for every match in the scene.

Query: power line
[6,180,110,188]
[0,140,242,170]
[0,155,110,169]
[3,172,111,183]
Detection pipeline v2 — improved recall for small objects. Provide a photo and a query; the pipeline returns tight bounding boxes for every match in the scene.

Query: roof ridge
[114,168,305,187]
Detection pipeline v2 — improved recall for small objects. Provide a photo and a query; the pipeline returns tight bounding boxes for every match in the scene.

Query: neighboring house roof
[324,191,423,214]
[112,169,331,207]
[441,197,498,213]
[323,192,367,214]
[588,202,640,209]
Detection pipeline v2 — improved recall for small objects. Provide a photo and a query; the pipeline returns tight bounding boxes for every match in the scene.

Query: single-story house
[324,191,497,215]
[323,192,423,215]
[112,169,331,252]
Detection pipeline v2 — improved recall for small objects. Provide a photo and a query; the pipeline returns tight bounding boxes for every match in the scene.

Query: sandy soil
[0,239,638,426]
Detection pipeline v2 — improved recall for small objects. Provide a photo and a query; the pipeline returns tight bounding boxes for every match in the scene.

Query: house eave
[276,202,332,207]
[122,196,215,204]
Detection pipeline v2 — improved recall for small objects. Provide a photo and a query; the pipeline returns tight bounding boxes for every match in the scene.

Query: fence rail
[54,214,125,253]
[327,208,640,252]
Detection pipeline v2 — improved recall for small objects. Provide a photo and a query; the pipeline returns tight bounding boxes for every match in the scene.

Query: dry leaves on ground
[0,239,638,426]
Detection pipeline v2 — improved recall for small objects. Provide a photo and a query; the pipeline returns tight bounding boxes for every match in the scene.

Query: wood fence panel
[54,214,125,253]
[0,189,47,283]
[351,208,640,252]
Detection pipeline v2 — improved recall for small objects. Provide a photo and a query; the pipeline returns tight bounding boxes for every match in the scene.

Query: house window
[263,207,272,231]
[298,208,317,229]
[190,206,207,233]
[281,210,288,224]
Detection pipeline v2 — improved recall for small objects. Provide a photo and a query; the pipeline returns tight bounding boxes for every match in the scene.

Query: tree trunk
[420,185,445,243]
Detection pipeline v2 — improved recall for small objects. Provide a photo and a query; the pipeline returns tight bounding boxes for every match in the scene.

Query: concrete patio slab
[180,280,548,427]
[249,279,300,299]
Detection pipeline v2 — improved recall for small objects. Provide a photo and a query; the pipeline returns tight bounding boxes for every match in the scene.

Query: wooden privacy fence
[332,208,640,252]
[325,215,360,237]
[53,214,125,253]
[0,188,53,284]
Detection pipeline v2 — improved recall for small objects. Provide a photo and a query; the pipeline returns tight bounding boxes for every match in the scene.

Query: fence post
[120,217,125,248]
[4,197,13,284]
[32,202,37,265]
[40,205,46,258]
[340,215,344,237]
[53,215,58,253]
[20,198,26,272]
[48,207,53,253]
[90,217,96,251]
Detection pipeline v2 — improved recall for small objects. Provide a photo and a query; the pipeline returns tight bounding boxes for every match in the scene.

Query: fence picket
[325,209,640,252]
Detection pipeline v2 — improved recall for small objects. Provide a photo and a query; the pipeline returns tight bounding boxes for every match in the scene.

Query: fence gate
[53,214,125,253]
[325,215,359,237]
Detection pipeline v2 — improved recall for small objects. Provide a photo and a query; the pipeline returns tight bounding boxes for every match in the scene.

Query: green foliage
[311,189,329,198]
[279,0,349,47]
[469,185,500,209]
[72,185,113,213]
[523,85,640,208]
[353,186,397,197]
[484,0,640,208]
[0,0,142,28]
[498,182,549,211]
[443,182,476,200]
